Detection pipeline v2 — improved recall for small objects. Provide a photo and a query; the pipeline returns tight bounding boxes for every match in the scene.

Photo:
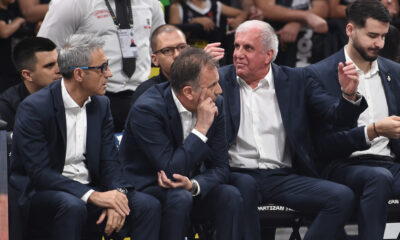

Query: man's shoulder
[218,64,236,83]
[378,56,400,74]
[306,50,343,74]
[134,82,169,112]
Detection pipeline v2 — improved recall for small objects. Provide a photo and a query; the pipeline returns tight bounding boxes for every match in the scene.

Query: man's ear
[21,69,33,82]
[73,69,85,83]
[151,54,160,67]
[182,85,195,101]
[264,49,274,66]
[346,23,355,37]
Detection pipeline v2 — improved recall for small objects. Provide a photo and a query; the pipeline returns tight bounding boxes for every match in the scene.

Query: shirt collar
[171,88,191,115]
[344,46,379,76]
[237,66,274,89]
[61,79,91,110]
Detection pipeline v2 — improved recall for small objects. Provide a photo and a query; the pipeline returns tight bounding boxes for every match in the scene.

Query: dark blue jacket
[307,49,400,163]
[120,82,230,199]
[10,80,127,211]
[218,64,368,176]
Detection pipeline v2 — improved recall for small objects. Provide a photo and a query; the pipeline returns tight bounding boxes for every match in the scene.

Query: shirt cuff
[191,179,201,196]
[192,129,208,143]
[364,125,372,145]
[81,189,94,203]
[342,93,362,105]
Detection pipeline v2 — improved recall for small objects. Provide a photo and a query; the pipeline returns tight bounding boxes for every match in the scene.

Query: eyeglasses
[70,61,109,74]
[153,44,189,56]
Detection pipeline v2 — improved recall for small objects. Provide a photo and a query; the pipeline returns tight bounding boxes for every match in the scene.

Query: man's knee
[165,188,193,211]
[130,191,161,220]
[57,192,88,221]
[214,184,243,209]
[325,184,356,213]
[367,167,394,187]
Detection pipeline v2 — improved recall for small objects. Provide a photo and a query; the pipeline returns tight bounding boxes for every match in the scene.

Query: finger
[116,216,126,232]
[199,88,208,102]
[96,210,107,225]
[114,194,130,216]
[160,170,174,187]
[105,215,114,236]
[158,171,168,188]
[214,105,219,116]
[338,62,345,74]
[205,42,221,48]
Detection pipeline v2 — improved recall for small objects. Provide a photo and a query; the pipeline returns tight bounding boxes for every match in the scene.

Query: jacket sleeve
[192,97,231,198]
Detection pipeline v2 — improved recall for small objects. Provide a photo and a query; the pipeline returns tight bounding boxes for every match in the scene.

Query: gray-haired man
[10,33,161,240]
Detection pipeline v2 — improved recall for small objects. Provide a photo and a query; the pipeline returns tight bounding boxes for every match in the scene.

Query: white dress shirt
[61,79,94,202]
[171,90,206,195]
[229,69,292,169]
[344,48,392,157]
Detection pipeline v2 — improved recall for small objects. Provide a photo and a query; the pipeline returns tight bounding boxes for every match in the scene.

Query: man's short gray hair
[236,20,279,61]
[58,33,105,78]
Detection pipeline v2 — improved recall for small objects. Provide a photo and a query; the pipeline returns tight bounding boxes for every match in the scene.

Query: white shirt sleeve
[191,128,208,143]
[81,189,95,203]
[37,0,86,47]
[151,0,166,33]
[363,125,372,145]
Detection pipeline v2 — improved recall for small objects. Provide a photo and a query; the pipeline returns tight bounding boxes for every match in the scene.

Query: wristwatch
[116,187,128,195]
[190,179,199,196]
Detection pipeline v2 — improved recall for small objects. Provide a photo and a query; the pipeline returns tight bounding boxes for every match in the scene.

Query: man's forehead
[156,31,186,47]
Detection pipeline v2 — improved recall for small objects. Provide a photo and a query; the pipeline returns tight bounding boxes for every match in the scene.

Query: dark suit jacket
[0,82,30,131]
[218,64,368,176]
[120,82,230,199]
[10,80,128,211]
[130,72,168,105]
[307,49,400,162]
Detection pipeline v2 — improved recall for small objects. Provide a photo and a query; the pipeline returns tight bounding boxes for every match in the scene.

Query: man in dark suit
[307,1,400,239]
[10,33,160,240]
[120,47,244,240]
[0,37,61,131]
[218,20,368,240]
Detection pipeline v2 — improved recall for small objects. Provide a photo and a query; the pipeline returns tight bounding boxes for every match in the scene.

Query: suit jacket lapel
[51,81,67,154]
[85,98,99,175]
[226,65,241,136]
[272,64,291,132]
[378,58,398,115]
[165,87,183,145]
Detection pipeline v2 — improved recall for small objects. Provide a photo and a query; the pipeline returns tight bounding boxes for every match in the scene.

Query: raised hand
[195,88,218,136]
[204,42,225,61]
[338,61,359,101]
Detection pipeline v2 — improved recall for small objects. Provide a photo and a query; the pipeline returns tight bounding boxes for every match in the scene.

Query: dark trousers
[143,183,243,240]
[106,90,134,133]
[27,190,161,240]
[229,172,261,240]
[233,168,355,240]
[327,157,400,240]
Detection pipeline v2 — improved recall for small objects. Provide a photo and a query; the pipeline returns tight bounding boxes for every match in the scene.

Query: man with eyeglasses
[131,24,225,105]
[10,33,161,240]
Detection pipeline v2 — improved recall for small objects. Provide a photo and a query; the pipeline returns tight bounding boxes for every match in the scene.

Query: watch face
[117,188,128,195]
